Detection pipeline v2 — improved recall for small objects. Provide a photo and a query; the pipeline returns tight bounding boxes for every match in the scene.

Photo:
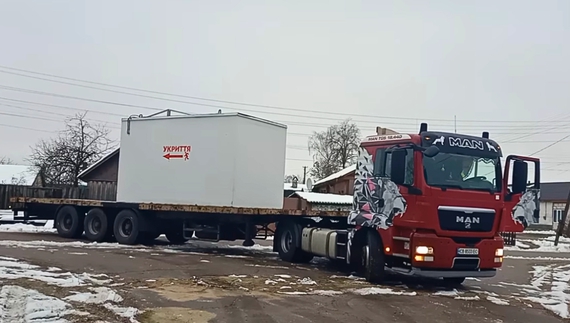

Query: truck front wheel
[113,210,141,245]
[55,205,84,239]
[84,208,112,242]
[362,230,386,283]
[276,222,313,263]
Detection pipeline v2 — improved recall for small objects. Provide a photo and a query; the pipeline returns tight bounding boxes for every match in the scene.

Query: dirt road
[0,231,567,322]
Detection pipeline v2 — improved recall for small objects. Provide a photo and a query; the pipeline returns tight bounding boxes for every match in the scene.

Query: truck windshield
[423,153,500,192]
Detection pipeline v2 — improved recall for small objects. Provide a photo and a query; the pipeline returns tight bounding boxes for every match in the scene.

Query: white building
[537,182,570,230]
[0,165,41,186]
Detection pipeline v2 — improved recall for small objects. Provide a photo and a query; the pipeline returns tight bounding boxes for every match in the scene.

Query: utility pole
[554,186,570,246]
[302,166,308,184]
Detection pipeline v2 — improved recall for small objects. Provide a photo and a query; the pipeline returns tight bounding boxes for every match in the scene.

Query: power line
[0,84,161,112]
[0,96,125,118]
[529,134,570,156]
[0,76,557,130]
[1,64,569,125]
[0,123,55,133]
[2,100,570,143]
[2,88,570,137]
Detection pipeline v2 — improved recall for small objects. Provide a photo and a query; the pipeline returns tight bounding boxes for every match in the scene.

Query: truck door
[500,155,540,232]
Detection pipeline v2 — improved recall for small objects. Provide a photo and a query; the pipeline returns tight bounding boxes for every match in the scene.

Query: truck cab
[347,123,540,283]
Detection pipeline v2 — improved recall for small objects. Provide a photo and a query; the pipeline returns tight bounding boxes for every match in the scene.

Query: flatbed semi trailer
[9,196,347,247]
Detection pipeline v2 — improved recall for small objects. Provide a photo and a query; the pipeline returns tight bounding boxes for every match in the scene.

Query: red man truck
[9,112,539,285]
[277,123,540,284]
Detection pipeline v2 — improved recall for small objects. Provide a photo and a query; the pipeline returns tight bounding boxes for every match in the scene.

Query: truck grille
[438,206,495,232]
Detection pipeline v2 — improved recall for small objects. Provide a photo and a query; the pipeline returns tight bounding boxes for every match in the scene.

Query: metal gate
[500,232,517,246]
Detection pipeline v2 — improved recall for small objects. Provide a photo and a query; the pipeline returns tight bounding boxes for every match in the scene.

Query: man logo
[486,142,497,152]
[456,215,480,229]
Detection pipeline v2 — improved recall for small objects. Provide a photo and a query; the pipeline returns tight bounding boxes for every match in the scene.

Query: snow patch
[298,277,317,285]
[225,244,274,252]
[487,296,509,305]
[505,256,570,261]
[0,285,73,323]
[351,287,416,296]
[0,257,111,287]
[311,290,343,296]
[524,230,556,235]
[0,223,55,234]
[506,239,570,253]
[524,264,570,319]
[65,287,123,304]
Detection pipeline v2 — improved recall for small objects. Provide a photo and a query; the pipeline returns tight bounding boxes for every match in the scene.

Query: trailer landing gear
[165,231,188,245]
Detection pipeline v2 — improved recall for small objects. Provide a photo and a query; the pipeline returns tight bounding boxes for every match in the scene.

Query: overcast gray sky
[0,0,569,182]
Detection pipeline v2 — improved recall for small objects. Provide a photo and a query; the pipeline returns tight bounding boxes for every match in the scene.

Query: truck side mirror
[511,160,528,194]
[423,145,440,158]
[390,149,407,185]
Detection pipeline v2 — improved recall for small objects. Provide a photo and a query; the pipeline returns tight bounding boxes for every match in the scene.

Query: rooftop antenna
[454,115,457,133]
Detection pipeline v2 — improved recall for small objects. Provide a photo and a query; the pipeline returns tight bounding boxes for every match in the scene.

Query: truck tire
[165,231,188,245]
[113,209,141,245]
[443,277,466,285]
[362,230,386,283]
[276,222,313,263]
[84,208,111,242]
[55,205,84,239]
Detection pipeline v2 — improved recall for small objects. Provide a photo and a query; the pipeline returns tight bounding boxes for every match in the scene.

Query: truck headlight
[415,246,433,255]
[495,248,504,257]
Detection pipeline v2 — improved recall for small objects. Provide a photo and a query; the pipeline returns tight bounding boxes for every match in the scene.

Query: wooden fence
[0,182,117,209]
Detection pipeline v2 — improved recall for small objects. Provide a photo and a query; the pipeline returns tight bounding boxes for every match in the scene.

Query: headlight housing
[415,246,434,255]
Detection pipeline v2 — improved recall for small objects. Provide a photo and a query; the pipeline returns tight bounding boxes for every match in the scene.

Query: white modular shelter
[116,112,287,209]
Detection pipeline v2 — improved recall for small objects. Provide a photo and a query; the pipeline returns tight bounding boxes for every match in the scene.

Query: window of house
[553,209,564,223]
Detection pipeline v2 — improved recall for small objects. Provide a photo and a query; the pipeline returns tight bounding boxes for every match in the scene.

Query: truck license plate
[457,248,479,255]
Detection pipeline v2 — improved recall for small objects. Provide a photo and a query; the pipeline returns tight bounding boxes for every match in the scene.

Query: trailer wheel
[113,210,141,245]
[276,222,313,263]
[362,230,386,283]
[55,206,84,239]
[84,208,111,242]
[165,231,188,245]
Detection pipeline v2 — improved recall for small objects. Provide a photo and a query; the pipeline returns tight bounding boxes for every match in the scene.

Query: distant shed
[285,191,352,212]
[77,148,120,200]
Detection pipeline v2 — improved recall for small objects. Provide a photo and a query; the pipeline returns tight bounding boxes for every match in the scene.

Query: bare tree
[0,156,13,165]
[28,112,115,187]
[308,119,360,180]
